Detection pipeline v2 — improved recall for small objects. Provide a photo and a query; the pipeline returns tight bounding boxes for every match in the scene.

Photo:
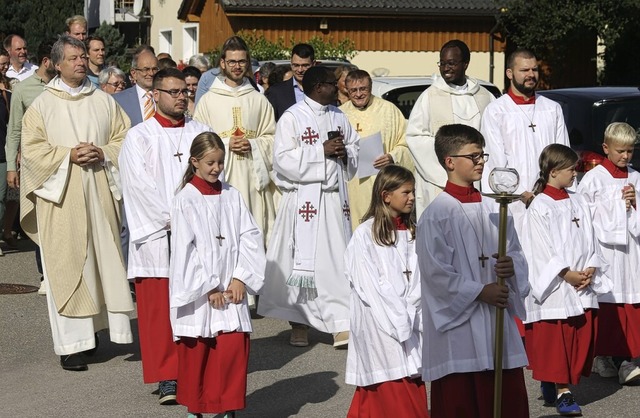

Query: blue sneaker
[158,380,177,405]
[540,381,556,406]
[556,392,582,416]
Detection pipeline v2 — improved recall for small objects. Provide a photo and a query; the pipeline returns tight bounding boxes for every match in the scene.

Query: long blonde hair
[179,132,225,189]
[362,165,416,246]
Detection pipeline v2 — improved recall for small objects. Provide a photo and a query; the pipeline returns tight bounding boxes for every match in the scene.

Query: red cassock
[347,377,429,418]
[596,302,640,358]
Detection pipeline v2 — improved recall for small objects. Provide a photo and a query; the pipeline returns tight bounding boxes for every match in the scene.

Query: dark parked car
[537,87,640,172]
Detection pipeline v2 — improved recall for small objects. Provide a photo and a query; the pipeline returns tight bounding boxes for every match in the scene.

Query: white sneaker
[592,356,618,378]
[618,360,640,385]
[38,280,47,295]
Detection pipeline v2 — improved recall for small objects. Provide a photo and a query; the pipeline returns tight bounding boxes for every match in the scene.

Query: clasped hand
[71,142,104,166]
[208,278,246,309]
[230,135,251,155]
[323,135,346,159]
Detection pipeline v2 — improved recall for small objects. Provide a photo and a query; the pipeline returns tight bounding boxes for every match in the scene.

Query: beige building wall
[150,0,200,65]
[351,51,506,92]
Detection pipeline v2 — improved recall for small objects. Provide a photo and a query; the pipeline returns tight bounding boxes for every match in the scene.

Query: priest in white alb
[340,69,413,230]
[20,36,133,372]
[119,68,213,404]
[406,40,494,217]
[193,36,277,244]
[257,66,359,348]
[481,48,569,236]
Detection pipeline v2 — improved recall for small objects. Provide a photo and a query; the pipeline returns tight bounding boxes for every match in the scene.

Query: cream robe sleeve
[247,99,277,191]
[345,228,414,343]
[405,91,445,186]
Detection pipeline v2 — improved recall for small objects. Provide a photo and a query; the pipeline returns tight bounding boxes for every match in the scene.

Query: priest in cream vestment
[340,70,413,230]
[193,41,277,244]
[406,40,494,218]
[20,36,133,371]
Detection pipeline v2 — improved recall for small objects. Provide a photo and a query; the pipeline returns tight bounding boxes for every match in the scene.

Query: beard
[511,76,538,96]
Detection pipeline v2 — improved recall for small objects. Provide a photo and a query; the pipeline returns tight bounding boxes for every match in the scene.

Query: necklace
[516,102,537,132]
[158,120,186,162]
[198,188,225,246]
[393,230,413,280]
[453,197,488,268]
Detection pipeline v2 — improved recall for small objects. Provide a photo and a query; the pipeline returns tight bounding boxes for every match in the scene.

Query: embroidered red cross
[342,201,351,220]
[298,201,318,222]
[301,127,319,145]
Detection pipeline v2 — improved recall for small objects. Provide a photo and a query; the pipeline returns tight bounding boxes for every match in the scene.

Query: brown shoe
[289,327,309,347]
[333,331,349,348]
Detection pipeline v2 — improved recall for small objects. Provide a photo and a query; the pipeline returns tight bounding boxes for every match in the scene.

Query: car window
[382,86,428,119]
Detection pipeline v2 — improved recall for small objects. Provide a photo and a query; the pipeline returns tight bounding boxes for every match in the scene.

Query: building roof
[219,0,498,16]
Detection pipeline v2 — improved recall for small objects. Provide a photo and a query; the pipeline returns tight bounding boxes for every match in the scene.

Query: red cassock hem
[595,302,640,358]
[347,377,428,418]
[430,369,529,418]
[176,332,250,414]
[525,309,597,385]
[135,277,179,383]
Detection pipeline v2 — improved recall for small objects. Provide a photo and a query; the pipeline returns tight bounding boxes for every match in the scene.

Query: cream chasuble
[341,96,413,230]
[406,74,494,217]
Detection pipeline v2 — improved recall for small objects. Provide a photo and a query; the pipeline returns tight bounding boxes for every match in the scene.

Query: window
[183,25,198,61]
[159,30,172,55]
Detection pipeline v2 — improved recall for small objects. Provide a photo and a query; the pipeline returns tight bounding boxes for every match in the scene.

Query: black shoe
[83,333,99,357]
[158,380,177,405]
[60,354,88,371]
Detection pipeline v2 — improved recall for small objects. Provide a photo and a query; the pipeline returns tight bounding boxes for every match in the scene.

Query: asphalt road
[1,240,639,417]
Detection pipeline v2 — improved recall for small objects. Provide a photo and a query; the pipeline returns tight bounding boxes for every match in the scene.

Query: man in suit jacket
[114,48,158,127]
[265,43,315,121]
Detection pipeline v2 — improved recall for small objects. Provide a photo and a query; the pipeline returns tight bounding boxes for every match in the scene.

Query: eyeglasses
[347,86,370,94]
[223,59,248,67]
[437,61,463,69]
[134,66,159,74]
[291,63,312,70]
[106,82,126,89]
[450,153,489,164]
[156,88,190,98]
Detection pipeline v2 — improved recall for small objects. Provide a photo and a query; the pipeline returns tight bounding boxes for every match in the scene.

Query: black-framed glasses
[437,60,462,69]
[223,59,248,67]
[450,153,489,164]
[156,88,190,98]
[134,66,159,74]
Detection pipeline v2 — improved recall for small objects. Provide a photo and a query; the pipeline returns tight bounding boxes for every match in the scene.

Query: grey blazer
[113,87,143,127]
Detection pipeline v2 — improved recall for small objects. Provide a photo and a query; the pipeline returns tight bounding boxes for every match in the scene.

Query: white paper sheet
[357,132,384,179]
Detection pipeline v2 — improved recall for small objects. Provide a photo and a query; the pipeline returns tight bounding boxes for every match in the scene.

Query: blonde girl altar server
[169,132,266,418]
[577,122,640,385]
[522,144,611,416]
[344,165,428,418]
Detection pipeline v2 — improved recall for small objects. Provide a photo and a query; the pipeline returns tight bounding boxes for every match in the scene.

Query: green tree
[497,0,640,87]
[0,0,83,57]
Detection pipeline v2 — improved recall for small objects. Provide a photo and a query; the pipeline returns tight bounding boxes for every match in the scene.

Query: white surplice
[169,183,265,339]
[257,97,359,333]
[119,118,213,279]
[481,94,569,235]
[344,219,422,386]
[577,165,640,304]
[417,193,529,382]
[406,75,494,217]
[522,192,610,323]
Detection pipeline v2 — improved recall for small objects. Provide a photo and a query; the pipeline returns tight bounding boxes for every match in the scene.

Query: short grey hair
[51,35,86,66]
[98,66,126,86]
[188,54,210,71]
